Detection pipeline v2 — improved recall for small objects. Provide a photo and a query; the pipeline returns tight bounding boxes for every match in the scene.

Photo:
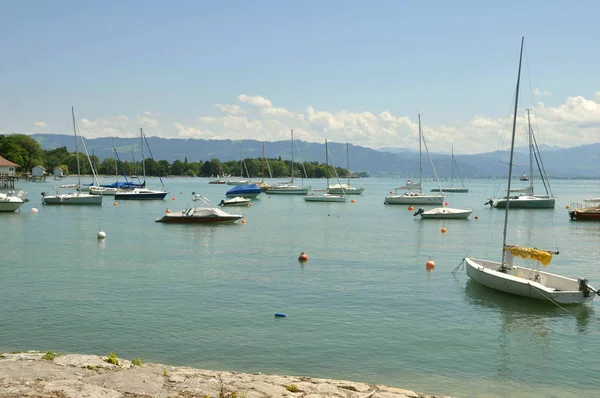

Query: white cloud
[34,121,47,128]
[533,88,551,97]
[237,94,272,108]
[27,92,600,153]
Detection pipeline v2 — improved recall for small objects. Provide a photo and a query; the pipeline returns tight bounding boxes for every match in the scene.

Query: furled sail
[504,245,553,266]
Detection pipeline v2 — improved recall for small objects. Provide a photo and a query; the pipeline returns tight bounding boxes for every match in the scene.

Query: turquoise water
[2,177,600,397]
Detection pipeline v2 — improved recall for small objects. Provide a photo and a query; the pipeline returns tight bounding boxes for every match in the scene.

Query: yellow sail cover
[504,245,553,266]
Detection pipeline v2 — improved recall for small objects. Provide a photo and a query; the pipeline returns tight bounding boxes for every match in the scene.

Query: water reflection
[464,279,594,334]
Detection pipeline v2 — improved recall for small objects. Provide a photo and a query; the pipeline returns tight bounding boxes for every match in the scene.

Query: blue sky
[1,1,599,153]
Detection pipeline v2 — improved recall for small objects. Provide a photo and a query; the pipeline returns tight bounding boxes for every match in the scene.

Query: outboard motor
[41,192,46,197]
[219,199,225,206]
[484,199,493,208]
[569,210,576,220]
[578,278,591,297]
[414,207,425,217]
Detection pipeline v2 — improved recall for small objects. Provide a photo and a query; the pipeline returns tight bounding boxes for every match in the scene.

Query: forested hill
[26,134,600,178]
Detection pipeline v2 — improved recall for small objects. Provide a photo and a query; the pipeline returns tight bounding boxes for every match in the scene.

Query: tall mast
[71,106,82,193]
[141,128,146,184]
[418,113,422,192]
[346,142,350,186]
[325,139,329,188]
[526,108,534,194]
[501,37,525,268]
[261,142,265,182]
[291,129,295,183]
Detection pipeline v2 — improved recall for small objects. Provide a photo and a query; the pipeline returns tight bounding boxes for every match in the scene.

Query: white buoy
[31,208,38,213]
[97,222,106,239]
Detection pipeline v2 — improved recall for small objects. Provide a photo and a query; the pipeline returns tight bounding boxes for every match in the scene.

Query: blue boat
[225,184,261,199]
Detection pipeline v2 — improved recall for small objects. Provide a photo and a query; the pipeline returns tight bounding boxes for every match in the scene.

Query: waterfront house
[0,155,19,176]
[32,165,46,177]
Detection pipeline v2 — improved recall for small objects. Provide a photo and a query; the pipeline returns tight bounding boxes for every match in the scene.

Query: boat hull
[156,215,241,224]
[304,194,347,203]
[327,187,364,195]
[384,194,444,205]
[114,191,168,200]
[419,208,472,219]
[42,193,103,205]
[465,258,595,304]
[569,208,600,220]
[494,196,555,209]
[0,201,24,212]
[430,188,469,193]
[266,186,310,195]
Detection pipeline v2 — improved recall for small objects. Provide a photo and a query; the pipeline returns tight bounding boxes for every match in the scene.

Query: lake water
[2,176,600,397]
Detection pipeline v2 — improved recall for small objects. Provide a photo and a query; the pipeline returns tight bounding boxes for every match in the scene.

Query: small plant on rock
[41,350,58,360]
[87,364,94,370]
[131,358,142,366]
[285,384,301,393]
[105,352,119,365]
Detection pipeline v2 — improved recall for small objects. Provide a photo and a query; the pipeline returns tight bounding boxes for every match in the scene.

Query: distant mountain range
[27,134,600,178]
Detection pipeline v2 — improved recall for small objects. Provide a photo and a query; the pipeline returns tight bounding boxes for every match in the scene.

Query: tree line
[0,134,369,178]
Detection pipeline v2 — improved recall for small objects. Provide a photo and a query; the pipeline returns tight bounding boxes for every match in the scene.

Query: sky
[1,0,599,154]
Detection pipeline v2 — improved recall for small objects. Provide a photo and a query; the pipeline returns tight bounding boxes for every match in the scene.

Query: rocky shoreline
[0,351,450,398]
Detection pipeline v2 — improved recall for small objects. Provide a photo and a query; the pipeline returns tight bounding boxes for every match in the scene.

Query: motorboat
[569,205,600,220]
[225,184,261,199]
[305,193,347,203]
[219,197,251,206]
[114,187,168,200]
[0,191,28,212]
[156,194,243,224]
[414,207,472,219]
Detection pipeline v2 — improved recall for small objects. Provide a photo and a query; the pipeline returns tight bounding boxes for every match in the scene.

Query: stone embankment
[0,351,450,398]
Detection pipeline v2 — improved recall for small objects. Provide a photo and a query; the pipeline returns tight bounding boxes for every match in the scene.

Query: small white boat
[156,194,243,224]
[219,197,251,206]
[305,193,347,203]
[0,191,28,212]
[414,207,472,219]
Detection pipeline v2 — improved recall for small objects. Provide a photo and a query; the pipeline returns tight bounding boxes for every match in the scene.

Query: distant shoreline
[0,351,450,398]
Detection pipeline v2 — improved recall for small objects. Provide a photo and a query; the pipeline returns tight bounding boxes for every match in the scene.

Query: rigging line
[530,128,554,196]
[531,143,549,194]
[528,284,570,313]
[142,131,165,189]
[419,124,443,192]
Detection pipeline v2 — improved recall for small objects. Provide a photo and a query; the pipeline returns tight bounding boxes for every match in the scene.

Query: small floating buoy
[180,192,183,194]
[166,208,171,214]
[351,199,355,203]
[389,190,393,194]
[30,207,38,213]
[171,197,176,200]
[445,201,449,206]
[275,313,287,318]
[474,216,479,220]
[565,205,570,209]
[408,206,414,211]
[268,196,271,198]
[241,219,246,224]
[249,203,253,207]
[426,260,435,270]
[113,202,118,206]
[97,231,106,239]
[441,228,447,233]
[298,252,308,262]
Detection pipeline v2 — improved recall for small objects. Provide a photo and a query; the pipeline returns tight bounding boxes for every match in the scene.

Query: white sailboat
[491,108,555,209]
[305,140,347,203]
[430,146,469,193]
[327,143,364,195]
[266,129,310,195]
[384,114,445,205]
[464,37,598,305]
[115,129,168,200]
[41,107,103,205]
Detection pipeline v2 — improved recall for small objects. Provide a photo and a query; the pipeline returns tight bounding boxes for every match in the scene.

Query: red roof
[0,155,19,167]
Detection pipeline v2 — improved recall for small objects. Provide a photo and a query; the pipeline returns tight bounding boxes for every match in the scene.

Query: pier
[0,173,18,189]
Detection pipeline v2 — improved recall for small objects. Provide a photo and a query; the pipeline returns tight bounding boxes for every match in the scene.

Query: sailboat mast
[418,113,423,192]
[346,142,350,185]
[291,129,295,183]
[141,128,146,184]
[71,106,82,193]
[501,37,525,268]
[325,139,329,188]
[451,146,454,187]
[526,108,534,194]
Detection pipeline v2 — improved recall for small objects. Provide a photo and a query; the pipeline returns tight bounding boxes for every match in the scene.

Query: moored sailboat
[464,37,598,304]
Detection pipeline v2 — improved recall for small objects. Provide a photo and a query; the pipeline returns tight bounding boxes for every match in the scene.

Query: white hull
[42,193,103,205]
[385,193,444,205]
[0,192,26,212]
[220,197,251,206]
[89,186,117,196]
[266,185,310,195]
[304,194,347,203]
[327,186,363,195]
[465,258,596,304]
[418,207,472,219]
[494,195,555,209]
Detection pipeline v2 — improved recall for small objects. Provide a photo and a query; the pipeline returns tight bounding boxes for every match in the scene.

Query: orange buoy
[565,205,570,209]
[113,202,118,206]
[474,216,479,220]
[389,190,393,194]
[351,199,355,203]
[298,252,308,262]
[441,228,447,233]
[249,203,253,207]
[171,197,176,200]
[165,209,171,214]
[180,191,183,194]
[426,260,435,270]
[241,219,246,224]
[445,201,449,206]
[408,206,414,211]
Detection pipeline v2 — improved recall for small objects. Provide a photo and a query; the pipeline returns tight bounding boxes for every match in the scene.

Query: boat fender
[414,207,424,217]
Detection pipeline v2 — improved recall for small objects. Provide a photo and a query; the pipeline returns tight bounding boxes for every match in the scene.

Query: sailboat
[327,143,364,195]
[266,129,310,195]
[305,139,347,203]
[41,107,103,205]
[384,114,445,205]
[256,142,271,192]
[464,37,598,305]
[491,108,555,209]
[430,146,468,193]
[227,150,251,185]
[114,129,168,200]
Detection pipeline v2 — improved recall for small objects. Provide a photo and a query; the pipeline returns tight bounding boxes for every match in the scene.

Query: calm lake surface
[2,176,600,397]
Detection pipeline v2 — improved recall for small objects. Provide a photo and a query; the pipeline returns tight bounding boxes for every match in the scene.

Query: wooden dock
[0,173,18,189]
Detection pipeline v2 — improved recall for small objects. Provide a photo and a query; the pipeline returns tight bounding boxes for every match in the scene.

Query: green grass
[41,350,60,360]
[105,352,119,365]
